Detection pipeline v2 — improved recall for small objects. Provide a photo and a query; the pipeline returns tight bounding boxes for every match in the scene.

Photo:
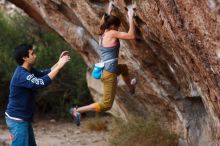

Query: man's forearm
[51,63,58,70]
[48,65,61,80]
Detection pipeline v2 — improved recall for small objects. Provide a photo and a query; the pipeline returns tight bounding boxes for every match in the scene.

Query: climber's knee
[98,101,113,112]
[91,103,101,112]
[118,64,129,77]
[91,102,113,112]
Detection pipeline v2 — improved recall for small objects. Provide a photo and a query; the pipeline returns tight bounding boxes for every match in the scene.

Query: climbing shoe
[129,78,137,95]
[69,107,81,126]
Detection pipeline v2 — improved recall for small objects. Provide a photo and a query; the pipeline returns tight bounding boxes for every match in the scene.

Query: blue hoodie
[5,66,52,121]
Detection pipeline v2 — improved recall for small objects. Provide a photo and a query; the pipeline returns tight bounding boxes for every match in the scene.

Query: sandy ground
[0,116,111,146]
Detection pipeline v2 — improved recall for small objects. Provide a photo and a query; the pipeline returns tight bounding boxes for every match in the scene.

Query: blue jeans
[5,116,37,146]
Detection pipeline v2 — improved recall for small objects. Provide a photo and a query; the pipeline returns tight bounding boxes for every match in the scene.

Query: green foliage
[110,116,179,146]
[0,10,92,118]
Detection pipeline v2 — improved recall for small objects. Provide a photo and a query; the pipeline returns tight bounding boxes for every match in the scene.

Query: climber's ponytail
[99,13,121,35]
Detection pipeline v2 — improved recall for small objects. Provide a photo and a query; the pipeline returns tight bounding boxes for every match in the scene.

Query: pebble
[50,119,56,123]
[75,139,81,142]
[74,130,81,134]
[92,139,99,143]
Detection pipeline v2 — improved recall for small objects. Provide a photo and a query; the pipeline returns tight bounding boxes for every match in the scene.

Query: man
[5,44,70,146]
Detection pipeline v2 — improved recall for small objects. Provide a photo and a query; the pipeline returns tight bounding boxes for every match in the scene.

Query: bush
[85,115,108,131]
[110,116,179,146]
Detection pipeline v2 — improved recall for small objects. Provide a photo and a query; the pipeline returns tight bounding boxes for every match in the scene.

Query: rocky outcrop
[6,0,220,145]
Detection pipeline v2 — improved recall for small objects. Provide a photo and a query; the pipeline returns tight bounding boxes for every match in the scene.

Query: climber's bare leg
[71,104,96,117]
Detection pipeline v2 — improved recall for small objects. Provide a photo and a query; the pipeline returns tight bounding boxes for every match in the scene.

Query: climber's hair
[99,13,121,34]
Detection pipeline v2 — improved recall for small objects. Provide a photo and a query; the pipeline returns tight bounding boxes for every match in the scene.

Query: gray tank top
[99,36,120,73]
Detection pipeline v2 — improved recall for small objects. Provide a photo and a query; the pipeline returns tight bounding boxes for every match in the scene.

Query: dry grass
[85,116,108,131]
[109,116,179,146]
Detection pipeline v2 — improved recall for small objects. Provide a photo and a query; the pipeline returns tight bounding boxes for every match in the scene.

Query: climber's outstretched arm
[110,6,136,40]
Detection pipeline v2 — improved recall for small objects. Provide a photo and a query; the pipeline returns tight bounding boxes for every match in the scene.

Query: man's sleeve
[15,71,52,89]
[32,68,51,77]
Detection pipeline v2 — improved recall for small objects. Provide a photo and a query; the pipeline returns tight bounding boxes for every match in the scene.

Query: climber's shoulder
[110,30,135,40]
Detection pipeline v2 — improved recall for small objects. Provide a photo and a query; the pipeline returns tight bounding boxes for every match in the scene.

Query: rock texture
[6,0,220,145]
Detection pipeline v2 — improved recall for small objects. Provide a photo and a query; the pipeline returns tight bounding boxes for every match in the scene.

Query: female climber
[70,2,137,126]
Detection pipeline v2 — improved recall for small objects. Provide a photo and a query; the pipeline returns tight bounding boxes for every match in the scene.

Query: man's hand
[51,51,70,71]
[59,51,69,59]
[48,51,70,80]
[57,55,70,69]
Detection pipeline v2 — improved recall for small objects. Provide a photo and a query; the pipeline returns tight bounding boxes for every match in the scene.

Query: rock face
[7,0,220,145]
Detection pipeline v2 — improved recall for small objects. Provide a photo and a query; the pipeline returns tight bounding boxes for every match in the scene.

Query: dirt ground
[0,116,111,146]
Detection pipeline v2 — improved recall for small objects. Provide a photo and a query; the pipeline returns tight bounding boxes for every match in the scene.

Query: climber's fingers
[108,0,116,14]
[109,0,115,7]
[125,3,137,18]
[132,2,137,10]
[127,7,135,18]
